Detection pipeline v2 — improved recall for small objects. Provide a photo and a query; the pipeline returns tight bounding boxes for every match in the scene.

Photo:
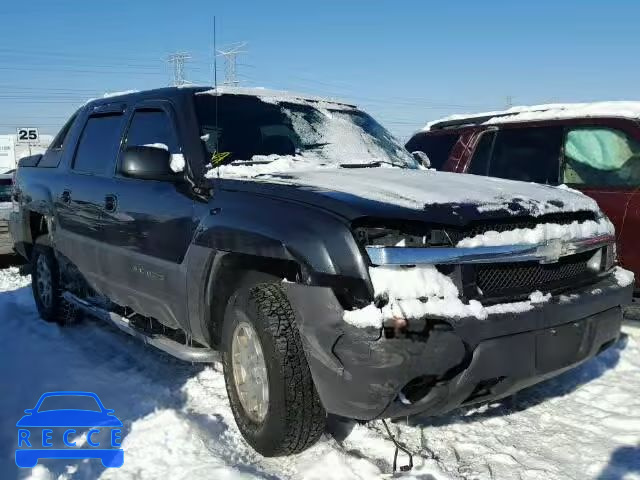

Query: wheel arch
[19,210,51,259]
[203,251,303,349]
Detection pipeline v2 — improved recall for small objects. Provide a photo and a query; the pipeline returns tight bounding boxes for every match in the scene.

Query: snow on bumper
[348,233,619,328]
[283,273,632,421]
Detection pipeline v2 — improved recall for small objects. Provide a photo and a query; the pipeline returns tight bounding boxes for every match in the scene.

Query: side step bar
[63,292,219,363]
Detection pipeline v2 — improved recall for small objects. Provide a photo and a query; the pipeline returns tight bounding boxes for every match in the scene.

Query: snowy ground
[0,266,639,480]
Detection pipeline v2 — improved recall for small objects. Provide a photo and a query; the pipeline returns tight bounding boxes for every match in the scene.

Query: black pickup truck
[10,86,633,456]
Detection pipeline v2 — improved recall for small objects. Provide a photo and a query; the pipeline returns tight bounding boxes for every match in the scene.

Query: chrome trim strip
[365,234,615,266]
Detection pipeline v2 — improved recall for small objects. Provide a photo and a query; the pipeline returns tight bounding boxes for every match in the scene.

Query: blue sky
[0,0,638,139]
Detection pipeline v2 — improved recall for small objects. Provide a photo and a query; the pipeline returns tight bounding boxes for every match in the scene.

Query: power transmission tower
[505,95,513,109]
[167,52,192,86]
[217,42,247,86]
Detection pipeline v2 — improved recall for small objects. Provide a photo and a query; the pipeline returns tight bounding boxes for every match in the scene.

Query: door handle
[104,194,117,213]
[60,190,71,204]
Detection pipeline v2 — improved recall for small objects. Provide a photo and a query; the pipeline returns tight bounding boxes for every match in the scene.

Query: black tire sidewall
[222,286,292,456]
[31,244,61,323]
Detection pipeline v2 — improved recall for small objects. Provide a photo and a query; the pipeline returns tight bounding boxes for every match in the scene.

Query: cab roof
[85,85,355,109]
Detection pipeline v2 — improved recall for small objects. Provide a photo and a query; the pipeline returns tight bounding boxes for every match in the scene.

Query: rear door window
[49,112,78,151]
[562,127,640,187]
[72,113,125,176]
[39,112,80,168]
[485,127,564,184]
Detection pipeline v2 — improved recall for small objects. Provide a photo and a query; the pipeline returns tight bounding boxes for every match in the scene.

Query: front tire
[222,282,325,456]
[31,242,78,325]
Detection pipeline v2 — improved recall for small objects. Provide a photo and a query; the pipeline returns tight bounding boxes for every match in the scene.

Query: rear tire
[31,241,78,325]
[222,282,326,456]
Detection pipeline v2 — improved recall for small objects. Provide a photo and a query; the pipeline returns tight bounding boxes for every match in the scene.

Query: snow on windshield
[197,92,416,179]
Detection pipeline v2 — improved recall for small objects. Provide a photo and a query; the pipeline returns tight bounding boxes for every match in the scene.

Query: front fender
[186,191,374,347]
[193,190,370,281]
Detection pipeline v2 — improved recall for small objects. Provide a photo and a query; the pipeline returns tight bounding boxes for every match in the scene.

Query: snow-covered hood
[244,168,601,220]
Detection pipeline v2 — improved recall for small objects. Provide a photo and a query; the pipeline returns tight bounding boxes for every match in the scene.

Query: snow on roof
[196,85,355,108]
[102,89,139,99]
[423,101,640,131]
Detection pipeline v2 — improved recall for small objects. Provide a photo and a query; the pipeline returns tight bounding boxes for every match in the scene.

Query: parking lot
[1,264,638,480]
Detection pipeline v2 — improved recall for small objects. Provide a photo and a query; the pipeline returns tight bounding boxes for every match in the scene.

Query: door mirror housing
[412,151,431,169]
[121,146,179,181]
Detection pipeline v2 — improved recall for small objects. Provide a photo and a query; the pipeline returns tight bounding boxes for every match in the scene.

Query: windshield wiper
[339,160,403,169]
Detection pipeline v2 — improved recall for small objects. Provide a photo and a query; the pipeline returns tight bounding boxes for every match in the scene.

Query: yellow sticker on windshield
[211,152,231,166]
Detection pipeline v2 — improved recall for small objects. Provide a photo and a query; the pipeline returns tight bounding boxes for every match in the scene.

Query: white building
[0,134,53,173]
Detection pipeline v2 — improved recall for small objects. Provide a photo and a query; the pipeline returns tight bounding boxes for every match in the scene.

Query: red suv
[406,102,640,292]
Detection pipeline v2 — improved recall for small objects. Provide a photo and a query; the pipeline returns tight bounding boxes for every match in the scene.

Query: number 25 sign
[16,127,39,144]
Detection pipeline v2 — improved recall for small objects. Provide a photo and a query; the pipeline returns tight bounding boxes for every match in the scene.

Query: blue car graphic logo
[16,391,123,468]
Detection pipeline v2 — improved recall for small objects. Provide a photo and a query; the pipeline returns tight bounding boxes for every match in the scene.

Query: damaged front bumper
[284,274,631,421]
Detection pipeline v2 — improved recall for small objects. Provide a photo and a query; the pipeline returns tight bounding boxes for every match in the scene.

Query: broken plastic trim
[366,234,614,266]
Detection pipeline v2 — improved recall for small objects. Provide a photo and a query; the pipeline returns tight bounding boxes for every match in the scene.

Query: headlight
[352,223,453,248]
[353,226,425,247]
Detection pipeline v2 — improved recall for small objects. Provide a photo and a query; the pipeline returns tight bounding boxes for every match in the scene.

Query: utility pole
[167,52,192,86]
[217,42,247,86]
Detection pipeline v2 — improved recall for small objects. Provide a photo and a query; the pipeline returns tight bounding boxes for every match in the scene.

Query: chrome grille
[446,212,597,245]
[475,250,597,298]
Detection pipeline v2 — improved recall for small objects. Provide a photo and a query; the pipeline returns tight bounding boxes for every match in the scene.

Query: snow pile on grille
[457,217,613,248]
[343,265,552,328]
[423,101,640,130]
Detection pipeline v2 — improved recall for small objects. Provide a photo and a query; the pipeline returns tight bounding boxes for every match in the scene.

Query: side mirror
[121,146,179,181]
[411,151,431,169]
